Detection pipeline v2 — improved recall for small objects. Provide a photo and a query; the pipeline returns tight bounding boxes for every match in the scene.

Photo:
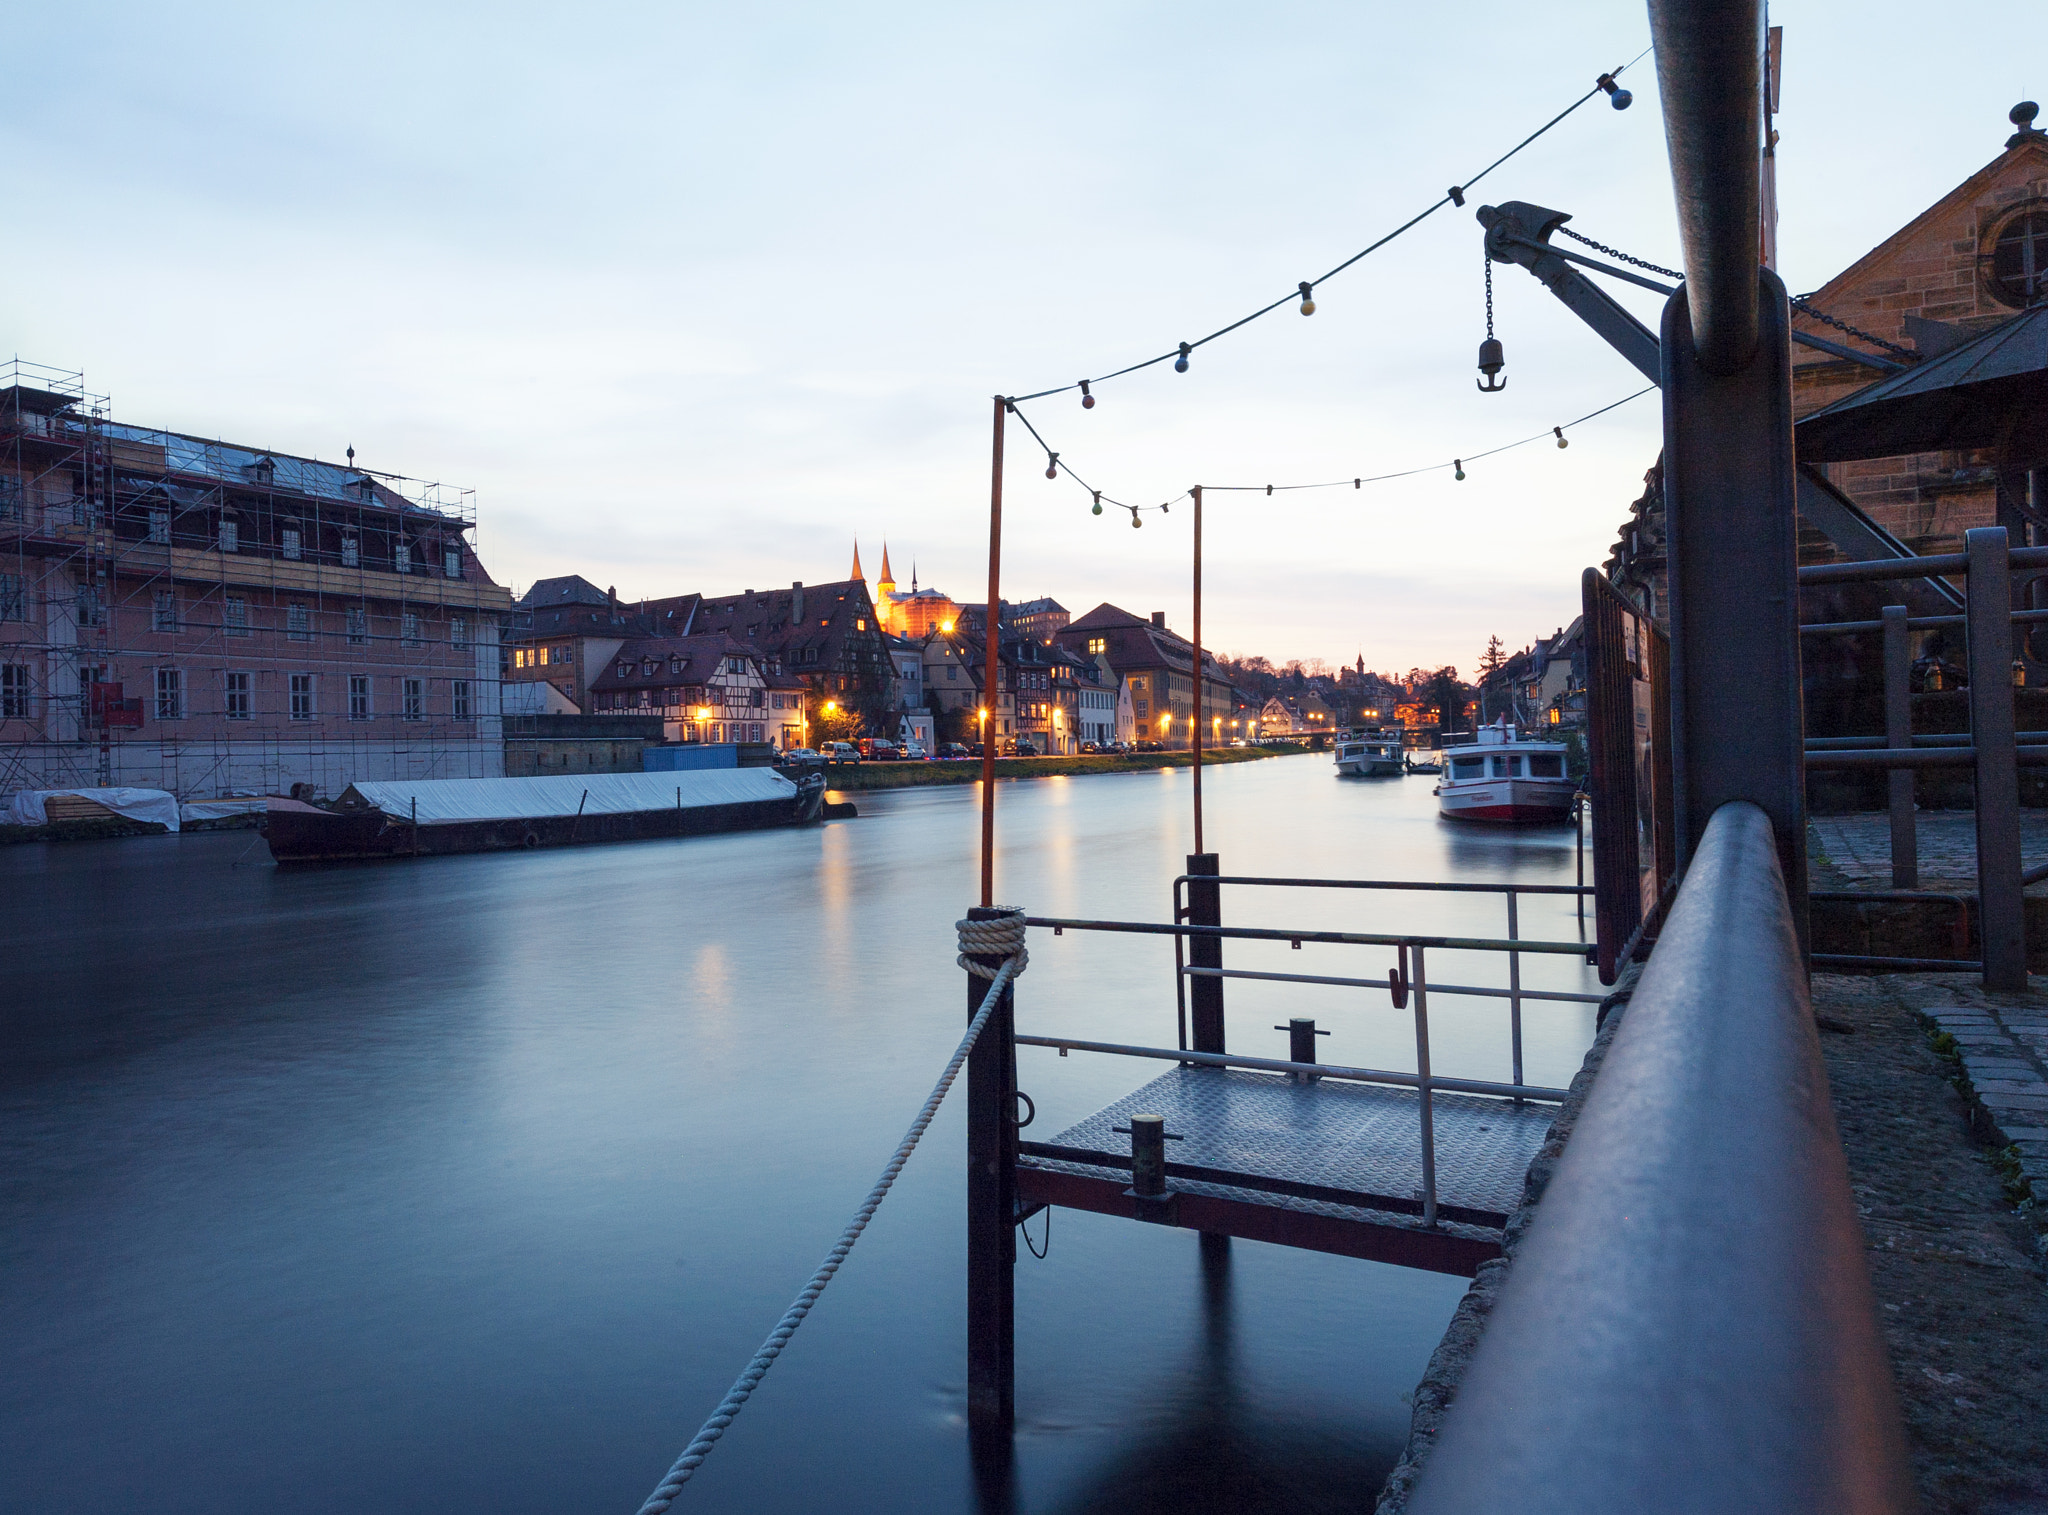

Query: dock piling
[964,904,1021,1432]
[1186,853,1225,1054]
[1277,1017,1329,1081]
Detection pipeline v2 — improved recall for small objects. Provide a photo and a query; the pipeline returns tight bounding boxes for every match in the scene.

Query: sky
[3,2,2038,677]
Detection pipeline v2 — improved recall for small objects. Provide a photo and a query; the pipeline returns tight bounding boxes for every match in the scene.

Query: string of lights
[1012,384,1657,527]
[1005,46,1651,408]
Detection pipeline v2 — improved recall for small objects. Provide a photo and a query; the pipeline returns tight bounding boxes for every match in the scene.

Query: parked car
[859,738,903,761]
[778,747,827,770]
[821,741,862,764]
[938,742,973,760]
[1135,740,1164,752]
[1012,738,1040,757]
[902,742,928,761]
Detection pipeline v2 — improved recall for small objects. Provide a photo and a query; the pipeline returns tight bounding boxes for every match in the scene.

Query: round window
[1988,208,2048,309]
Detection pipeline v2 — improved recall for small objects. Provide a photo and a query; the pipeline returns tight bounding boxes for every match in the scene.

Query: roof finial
[2011,100,2044,148]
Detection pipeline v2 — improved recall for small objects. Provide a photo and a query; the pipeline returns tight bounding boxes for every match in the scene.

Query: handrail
[1013,1035,1569,1103]
[1181,964,1604,1005]
[1172,873,1593,897]
[1408,801,1913,1512]
[1024,915,1594,958]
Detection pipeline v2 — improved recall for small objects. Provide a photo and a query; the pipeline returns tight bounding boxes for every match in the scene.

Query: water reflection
[1,755,1590,1514]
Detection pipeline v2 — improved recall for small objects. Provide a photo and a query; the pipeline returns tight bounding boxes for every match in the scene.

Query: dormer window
[670,657,684,674]
[642,659,658,676]
[617,662,632,677]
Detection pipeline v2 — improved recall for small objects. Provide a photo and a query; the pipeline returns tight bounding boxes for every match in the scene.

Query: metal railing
[1023,875,1597,1227]
[1408,800,1914,1512]
[1797,526,2034,986]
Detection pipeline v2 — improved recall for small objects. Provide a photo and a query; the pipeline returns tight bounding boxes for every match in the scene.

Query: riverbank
[819,743,1304,792]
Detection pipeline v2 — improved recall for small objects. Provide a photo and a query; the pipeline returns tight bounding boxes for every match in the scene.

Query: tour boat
[263,768,827,864]
[1435,722,1576,823]
[1334,727,1406,777]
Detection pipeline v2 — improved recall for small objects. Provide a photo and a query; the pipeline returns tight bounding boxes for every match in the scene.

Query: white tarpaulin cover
[180,798,269,823]
[7,787,182,831]
[342,769,798,826]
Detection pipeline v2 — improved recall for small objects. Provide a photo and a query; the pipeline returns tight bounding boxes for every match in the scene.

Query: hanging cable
[1004,46,1652,406]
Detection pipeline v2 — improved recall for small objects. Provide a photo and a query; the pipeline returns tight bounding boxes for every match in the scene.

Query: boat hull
[265,781,826,864]
[1335,755,1404,777]
[1437,778,1576,824]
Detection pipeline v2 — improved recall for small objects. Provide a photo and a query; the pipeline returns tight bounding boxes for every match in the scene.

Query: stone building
[1057,603,1234,748]
[1,363,507,802]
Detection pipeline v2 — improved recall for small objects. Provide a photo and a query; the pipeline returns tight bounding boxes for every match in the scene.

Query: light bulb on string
[1597,72,1632,110]
[1091,491,1103,516]
[1554,426,1568,449]
[1080,380,1094,410]
[1298,281,1315,316]
[1454,459,1466,481]
[1046,452,1059,480]
[1129,507,1143,529]
[1174,342,1191,374]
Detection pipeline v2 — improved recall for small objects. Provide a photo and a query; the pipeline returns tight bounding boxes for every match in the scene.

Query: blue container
[642,744,739,772]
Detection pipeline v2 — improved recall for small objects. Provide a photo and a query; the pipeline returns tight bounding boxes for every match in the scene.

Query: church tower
[877,542,896,597]
[849,541,865,582]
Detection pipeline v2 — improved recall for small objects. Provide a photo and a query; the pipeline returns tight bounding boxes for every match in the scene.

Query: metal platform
[1018,1066,1558,1276]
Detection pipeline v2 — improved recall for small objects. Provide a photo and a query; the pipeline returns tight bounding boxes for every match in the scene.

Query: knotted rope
[634,909,1027,1513]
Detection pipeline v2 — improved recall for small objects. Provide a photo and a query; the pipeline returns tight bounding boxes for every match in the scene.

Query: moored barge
[264,768,827,864]
[1436,722,1576,823]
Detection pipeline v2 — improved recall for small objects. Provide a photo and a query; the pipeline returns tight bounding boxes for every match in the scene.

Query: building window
[76,584,102,628]
[403,678,423,719]
[341,535,360,568]
[147,508,170,543]
[290,674,314,720]
[347,606,368,646]
[0,572,24,622]
[225,596,250,637]
[224,671,251,719]
[1989,209,2048,310]
[153,589,180,632]
[450,617,469,649]
[452,679,471,719]
[219,519,239,553]
[287,603,312,642]
[402,612,422,646]
[281,527,302,560]
[155,667,183,720]
[2,664,29,718]
[394,542,412,574]
[443,549,462,579]
[350,675,371,720]
[1087,637,1106,654]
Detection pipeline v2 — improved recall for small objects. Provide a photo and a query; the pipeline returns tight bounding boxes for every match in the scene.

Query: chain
[1554,224,1684,280]
[1484,255,1496,339]
[1787,296,1919,363]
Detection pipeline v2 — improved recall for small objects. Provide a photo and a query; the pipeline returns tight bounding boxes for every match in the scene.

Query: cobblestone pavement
[1809,810,2048,889]
[1814,973,2048,1513]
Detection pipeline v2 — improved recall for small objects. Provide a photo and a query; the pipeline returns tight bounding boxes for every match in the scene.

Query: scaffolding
[0,358,511,804]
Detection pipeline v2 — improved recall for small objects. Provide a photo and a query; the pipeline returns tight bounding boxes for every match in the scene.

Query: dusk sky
[4,2,2034,676]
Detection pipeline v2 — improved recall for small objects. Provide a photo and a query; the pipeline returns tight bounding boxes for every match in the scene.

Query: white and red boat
[1436,722,1576,823]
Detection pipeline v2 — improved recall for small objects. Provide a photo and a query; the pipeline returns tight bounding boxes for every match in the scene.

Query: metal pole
[1412,944,1437,1229]
[1660,267,1808,958]
[1186,852,1225,1054]
[980,397,1005,909]
[1646,0,1765,373]
[964,904,1019,1432]
[1192,483,1204,854]
[1507,891,1524,1093]
[1881,605,1917,889]
[1575,794,1587,934]
[1966,528,2026,990]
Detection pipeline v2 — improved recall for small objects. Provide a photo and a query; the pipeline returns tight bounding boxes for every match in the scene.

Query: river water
[0,752,1599,1514]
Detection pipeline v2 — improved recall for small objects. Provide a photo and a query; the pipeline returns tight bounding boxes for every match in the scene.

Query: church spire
[850,540,864,582]
[878,541,895,590]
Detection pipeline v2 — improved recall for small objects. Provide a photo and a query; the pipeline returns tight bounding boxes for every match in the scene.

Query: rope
[633,911,1028,1514]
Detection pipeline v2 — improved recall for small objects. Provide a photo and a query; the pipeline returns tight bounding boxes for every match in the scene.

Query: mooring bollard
[1275,1017,1329,1082]
[1114,1113,1183,1225]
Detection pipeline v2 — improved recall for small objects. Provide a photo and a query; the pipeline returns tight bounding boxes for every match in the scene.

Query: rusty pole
[980,396,1006,908]
[1192,484,1204,855]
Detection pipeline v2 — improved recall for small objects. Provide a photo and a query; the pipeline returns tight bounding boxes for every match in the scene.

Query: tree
[1478,635,1506,680]
[1427,666,1469,736]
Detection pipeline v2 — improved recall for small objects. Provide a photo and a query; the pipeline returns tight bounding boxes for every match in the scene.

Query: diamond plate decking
[1016,1066,1559,1275]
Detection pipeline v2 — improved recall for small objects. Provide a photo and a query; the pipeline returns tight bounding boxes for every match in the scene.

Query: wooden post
[1192,483,1204,855]
[964,904,1018,1432]
[980,397,1006,909]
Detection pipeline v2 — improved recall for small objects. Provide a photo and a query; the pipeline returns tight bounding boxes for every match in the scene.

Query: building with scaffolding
[0,361,510,803]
